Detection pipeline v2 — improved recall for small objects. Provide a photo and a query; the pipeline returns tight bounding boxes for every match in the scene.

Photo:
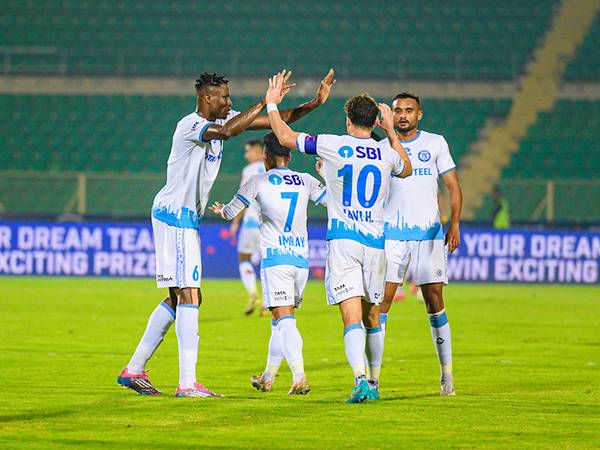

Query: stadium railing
[1,171,598,225]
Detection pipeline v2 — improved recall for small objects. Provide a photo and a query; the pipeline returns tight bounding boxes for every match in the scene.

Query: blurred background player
[491,186,511,229]
[381,92,462,396]
[210,132,326,395]
[265,72,412,403]
[118,70,334,398]
[229,139,266,315]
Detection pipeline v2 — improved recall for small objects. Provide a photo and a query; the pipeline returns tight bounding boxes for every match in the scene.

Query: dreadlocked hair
[195,72,229,91]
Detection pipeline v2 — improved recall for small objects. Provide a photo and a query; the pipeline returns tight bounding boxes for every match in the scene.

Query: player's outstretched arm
[203,101,266,141]
[209,198,247,221]
[442,170,462,253]
[248,69,336,130]
[265,72,303,149]
[377,103,412,178]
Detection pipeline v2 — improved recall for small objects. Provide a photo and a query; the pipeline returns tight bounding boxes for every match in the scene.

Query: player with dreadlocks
[117,69,336,398]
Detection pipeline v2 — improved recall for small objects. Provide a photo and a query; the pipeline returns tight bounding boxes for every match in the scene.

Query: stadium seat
[0,0,559,80]
[0,94,510,217]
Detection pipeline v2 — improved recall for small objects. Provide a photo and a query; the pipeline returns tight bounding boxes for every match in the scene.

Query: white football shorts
[325,239,386,306]
[260,264,309,309]
[385,239,448,286]
[152,217,202,288]
[237,225,261,255]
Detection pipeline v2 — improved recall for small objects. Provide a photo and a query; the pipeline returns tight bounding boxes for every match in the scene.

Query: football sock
[239,261,257,296]
[127,301,175,374]
[379,312,388,335]
[176,304,199,389]
[343,324,366,380]
[263,321,283,382]
[429,309,453,381]
[278,316,305,383]
[365,325,384,382]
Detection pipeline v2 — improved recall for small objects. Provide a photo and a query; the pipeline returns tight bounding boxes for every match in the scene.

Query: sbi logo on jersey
[270,173,305,186]
[339,145,383,160]
[418,150,431,162]
[268,174,283,185]
[338,146,354,158]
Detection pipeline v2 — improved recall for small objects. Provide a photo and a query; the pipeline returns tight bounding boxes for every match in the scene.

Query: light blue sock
[429,309,452,381]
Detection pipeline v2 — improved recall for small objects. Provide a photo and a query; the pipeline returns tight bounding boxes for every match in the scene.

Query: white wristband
[266,103,278,113]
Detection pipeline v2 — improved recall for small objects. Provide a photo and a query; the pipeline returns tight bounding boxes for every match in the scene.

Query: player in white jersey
[381,92,463,396]
[264,73,412,403]
[210,133,326,395]
[229,139,266,315]
[117,70,336,397]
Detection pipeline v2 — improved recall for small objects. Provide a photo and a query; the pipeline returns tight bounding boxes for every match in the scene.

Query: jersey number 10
[337,164,381,208]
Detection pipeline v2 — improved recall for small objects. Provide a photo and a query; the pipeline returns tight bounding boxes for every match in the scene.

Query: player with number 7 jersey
[264,71,412,403]
[210,133,326,395]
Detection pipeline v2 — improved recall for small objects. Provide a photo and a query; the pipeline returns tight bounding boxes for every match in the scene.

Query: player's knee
[238,253,251,262]
[422,285,444,313]
[177,287,201,306]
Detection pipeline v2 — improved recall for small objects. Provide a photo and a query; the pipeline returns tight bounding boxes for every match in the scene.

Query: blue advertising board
[0,222,598,284]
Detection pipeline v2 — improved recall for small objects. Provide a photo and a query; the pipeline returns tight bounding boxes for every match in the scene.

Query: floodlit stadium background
[0,0,598,281]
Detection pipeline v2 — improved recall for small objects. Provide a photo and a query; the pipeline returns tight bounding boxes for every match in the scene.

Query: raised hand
[314,68,336,105]
[266,70,293,105]
[377,103,395,133]
[281,70,297,97]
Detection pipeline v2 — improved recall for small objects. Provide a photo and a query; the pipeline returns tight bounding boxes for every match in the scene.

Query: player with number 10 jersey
[264,71,412,403]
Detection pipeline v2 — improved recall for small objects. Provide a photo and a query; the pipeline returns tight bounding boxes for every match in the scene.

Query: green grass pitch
[0,277,599,449]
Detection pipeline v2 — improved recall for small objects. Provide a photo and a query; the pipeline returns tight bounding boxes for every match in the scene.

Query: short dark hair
[344,93,379,128]
[392,91,420,106]
[245,138,264,149]
[263,133,290,157]
[195,72,229,92]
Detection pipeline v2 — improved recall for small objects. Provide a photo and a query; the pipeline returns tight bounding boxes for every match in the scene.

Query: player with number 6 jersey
[118,70,336,398]
[264,71,412,403]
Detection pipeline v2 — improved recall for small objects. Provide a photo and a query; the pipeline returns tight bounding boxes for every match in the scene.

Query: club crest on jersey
[268,174,283,185]
[418,150,431,162]
[338,146,354,158]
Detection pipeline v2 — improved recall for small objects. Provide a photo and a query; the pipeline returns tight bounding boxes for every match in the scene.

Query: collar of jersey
[271,167,290,171]
[343,134,372,139]
[400,130,421,143]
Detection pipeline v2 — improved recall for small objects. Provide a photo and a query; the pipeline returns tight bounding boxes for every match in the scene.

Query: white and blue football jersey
[239,161,265,229]
[235,168,326,268]
[383,130,455,241]
[152,109,239,229]
[296,133,404,249]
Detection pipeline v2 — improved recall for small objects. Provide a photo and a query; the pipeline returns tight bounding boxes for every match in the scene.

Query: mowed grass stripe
[0,278,598,449]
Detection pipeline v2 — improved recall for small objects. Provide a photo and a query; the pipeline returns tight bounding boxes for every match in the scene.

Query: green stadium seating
[564,14,600,80]
[476,100,600,223]
[0,0,558,80]
[0,94,510,217]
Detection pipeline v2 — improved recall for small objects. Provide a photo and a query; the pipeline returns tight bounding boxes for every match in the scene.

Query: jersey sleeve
[304,174,327,206]
[221,175,259,220]
[436,137,456,176]
[296,133,339,162]
[235,174,259,207]
[179,117,215,143]
[387,144,406,177]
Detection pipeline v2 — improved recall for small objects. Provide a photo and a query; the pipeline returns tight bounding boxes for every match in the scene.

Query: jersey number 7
[280,192,299,232]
